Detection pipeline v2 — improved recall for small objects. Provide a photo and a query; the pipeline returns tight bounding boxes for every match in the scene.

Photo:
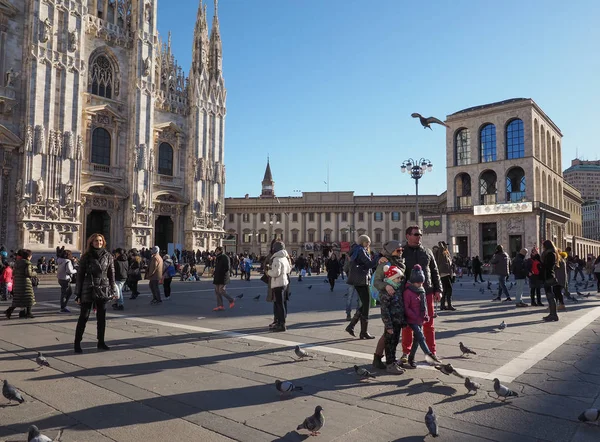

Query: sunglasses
[411,233,423,237]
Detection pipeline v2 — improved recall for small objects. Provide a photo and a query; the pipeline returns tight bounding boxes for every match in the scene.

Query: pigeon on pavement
[308,285,313,290]
[295,345,313,360]
[297,405,325,436]
[578,408,600,422]
[464,377,481,394]
[354,365,376,379]
[27,425,53,442]
[459,342,476,357]
[3,380,25,404]
[235,293,244,299]
[253,295,260,301]
[576,290,584,297]
[36,352,50,368]
[493,378,519,401]
[425,406,439,437]
[499,321,506,330]
[275,380,303,396]
[434,363,464,378]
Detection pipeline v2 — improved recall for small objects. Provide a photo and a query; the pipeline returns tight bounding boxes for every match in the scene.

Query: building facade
[583,201,600,242]
[563,159,600,202]
[224,162,447,257]
[445,98,574,260]
[0,0,226,254]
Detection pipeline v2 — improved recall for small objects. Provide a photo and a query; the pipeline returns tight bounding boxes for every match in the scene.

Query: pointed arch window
[506,167,526,202]
[158,142,174,176]
[506,119,525,159]
[455,129,471,166]
[91,127,111,165]
[480,124,497,162]
[89,55,116,99]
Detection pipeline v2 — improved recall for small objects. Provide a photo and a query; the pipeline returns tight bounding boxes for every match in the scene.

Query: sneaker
[229,301,235,309]
[386,362,405,374]
[372,354,386,369]
[164,296,170,300]
[447,306,457,311]
[212,306,225,311]
[502,298,512,302]
[427,353,442,364]
[516,302,528,307]
[400,353,408,364]
[406,359,417,369]
[345,314,352,321]
[491,297,501,301]
[60,308,71,313]
[557,304,566,311]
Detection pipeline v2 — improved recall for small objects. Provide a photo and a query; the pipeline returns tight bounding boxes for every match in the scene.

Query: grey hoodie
[57,257,76,281]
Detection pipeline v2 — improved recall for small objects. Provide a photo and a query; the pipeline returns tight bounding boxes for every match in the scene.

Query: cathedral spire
[261,159,275,198]
[208,0,223,79]
[191,0,209,77]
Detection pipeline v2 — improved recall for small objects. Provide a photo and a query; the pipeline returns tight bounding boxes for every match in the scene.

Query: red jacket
[0,265,13,285]
[403,284,428,325]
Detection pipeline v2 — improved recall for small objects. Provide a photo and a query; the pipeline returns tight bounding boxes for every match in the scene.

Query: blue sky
[157,0,600,198]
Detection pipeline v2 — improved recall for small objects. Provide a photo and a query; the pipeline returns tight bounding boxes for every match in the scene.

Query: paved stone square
[1,274,600,441]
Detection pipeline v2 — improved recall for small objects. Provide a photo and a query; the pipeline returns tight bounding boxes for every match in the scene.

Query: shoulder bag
[89,267,113,303]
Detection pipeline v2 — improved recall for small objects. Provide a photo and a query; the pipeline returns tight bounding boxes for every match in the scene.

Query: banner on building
[423,216,443,234]
[304,243,314,252]
[340,242,351,253]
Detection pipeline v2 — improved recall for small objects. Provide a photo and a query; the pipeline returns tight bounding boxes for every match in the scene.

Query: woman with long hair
[326,253,341,292]
[74,233,116,353]
[526,252,544,306]
[4,249,36,319]
[541,240,561,322]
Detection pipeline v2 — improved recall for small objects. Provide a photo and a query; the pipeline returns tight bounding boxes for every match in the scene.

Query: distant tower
[261,159,275,198]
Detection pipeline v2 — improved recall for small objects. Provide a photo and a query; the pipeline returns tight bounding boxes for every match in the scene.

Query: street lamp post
[263,213,280,242]
[401,158,433,223]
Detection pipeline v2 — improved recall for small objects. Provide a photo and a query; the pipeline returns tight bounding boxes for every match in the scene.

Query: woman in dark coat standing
[326,254,341,292]
[541,240,561,322]
[212,246,234,311]
[74,233,116,353]
[5,249,36,319]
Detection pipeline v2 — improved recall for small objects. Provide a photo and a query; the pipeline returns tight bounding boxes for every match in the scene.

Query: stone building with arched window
[0,1,227,254]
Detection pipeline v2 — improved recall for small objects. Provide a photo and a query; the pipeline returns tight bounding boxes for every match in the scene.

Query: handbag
[30,276,39,287]
[544,277,558,287]
[260,273,269,284]
[347,261,368,286]
[89,272,113,303]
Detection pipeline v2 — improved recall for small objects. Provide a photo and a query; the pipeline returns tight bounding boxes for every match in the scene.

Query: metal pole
[415,177,420,223]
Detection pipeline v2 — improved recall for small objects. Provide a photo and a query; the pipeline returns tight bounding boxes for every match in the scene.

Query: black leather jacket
[75,248,115,304]
[402,245,442,294]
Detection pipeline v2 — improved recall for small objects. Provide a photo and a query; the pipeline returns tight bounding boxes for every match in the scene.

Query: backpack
[531,260,541,276]
[163,261,176,277]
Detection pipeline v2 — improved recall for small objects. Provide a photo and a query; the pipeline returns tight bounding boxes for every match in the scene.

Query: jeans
[214,284,233,307]
[149,280,162,302]
[497,275,510,299]
[473,271,484,282]
[114,280,125,306]
[273,286,287,325]
[346,286,360,316]
[163,277,172,298]
[514,278,525,303]
[59,279,73,309]
[544,284,558,317]
[402,293,436,354]
[573,268,585,281]
[408,323,432,360]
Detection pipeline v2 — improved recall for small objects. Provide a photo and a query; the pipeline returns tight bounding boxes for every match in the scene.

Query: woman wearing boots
[5,249,36,319]
[433,242,455,311]
[541,240,561,322]
[74,233,116,353]
[326,254,340,292]
[345,235,381,340]
[526,252,544,306]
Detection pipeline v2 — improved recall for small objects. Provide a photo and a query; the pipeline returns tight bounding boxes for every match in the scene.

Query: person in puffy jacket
[57,250,77,312]
[112,248,128,311]
[490,245,511,302]
[5,250,36,319]
[74,234,115,353]
[267,241,292,332]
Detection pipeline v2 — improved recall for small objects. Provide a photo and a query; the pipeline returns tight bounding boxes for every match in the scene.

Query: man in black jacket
[112,249,129,311]
[400,225,443,362]
[213,247,234,311]
[512,248,528,307]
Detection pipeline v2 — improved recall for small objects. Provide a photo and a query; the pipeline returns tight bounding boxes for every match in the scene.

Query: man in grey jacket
[490,245,511,302]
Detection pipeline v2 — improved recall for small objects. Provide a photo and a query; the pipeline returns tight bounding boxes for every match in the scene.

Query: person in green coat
[4,249,36,319]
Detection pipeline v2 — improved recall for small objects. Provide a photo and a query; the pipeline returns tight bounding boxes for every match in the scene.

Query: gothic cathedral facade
[0,0,226,254]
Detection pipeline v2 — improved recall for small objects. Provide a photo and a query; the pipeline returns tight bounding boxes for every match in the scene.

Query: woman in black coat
[74,233,116,353]
[541,240,561,322]
[326,254,341,292]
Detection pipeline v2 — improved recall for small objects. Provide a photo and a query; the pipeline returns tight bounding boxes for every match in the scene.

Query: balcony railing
[457,196,472,209]
[481,193,497,205]
[92,164,110,174]
[507,191,526,203]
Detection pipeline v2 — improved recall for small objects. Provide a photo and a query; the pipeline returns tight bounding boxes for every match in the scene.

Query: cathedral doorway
[155,216,173,254]
[86,210,111,249]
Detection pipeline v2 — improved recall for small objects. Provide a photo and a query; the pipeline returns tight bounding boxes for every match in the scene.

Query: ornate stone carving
[40,18,51,43]
[96,113,111,125]
[68,30,78,52]
[195,157,205,181]
[35,178,44,203]
[46,202,59,220]
[5,68,18,87]
[76,135,83,159]
[139,189,147,209]
[143,57,150,76]
[148,148,155,171]
[454,219,470,235]
[64,182,73,205]
[24,126,33,153]
[48,130,57,156]
[144,2,153,23]
[63,132,74,159]
[214,199,221,215]
[29,231,45,244]
[138,144,146,170]
[507,216,524,234]
[18,200,30,220]
[34,125,45,155]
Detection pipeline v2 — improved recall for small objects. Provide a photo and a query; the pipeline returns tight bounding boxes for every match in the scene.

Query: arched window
[540,125,546,163]
[455,129,471,166]
[506,167,526,202]
[534,119,539,159]
[557,141,562,171]
[542,170,546,203]
[479,170,497,205]
[158,142,174,176]
[91,127,111,165]
[89,55,115,99]
[546,131,551,169]
[535,167,541,201]
[480,124,496,163]
[506,119,524,159]
[455,173,472,208]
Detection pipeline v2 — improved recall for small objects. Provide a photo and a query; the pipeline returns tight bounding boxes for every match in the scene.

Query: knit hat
[383,265,403,281]
[383,240,402,255]
[272,241,285,252]
[357,234,371,246]
[410,264,425,283]
[520,248,528,255]
[151,245,160,255]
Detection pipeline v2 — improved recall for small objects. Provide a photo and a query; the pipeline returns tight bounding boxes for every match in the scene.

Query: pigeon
[235,293,244,299]
[253,295,260,301]
[493,378,519,401]
[473,283,476,286]
[308,285,313,290]
[3,380,25,404]
[464,377,481,394]
[275,380,303,396]
[578,408,600,422]
[460,283,462,287]
[434,363,464,378]
[27,425,53,442]
[576,290,584,297]
[583,293,592,298]
[295,345,313,360]
[459,342,476,357]
[479,288,485,294]
[425,406,439,437]
[354,365,376,379]
[297,405,325,436]
[499,321,506,330]
[36,352,50,368]
[411,113,449,130]
[487,281,492,290]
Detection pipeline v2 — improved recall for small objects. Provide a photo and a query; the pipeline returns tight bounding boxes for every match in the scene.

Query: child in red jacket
[403,265,441,368]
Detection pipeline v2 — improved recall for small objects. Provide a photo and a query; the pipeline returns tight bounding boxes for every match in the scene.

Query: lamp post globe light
[263,213,281,241]
[400,158,433,223]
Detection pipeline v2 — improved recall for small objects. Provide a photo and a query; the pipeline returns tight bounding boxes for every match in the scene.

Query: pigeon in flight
[434,363,464,378]
[253,295,260,301]
[411,113,449,130]
[275,380,303,397]
[295,345,313,360]
[36,352,50,368]
[425,406,439,437]
[493,378,519,401]
[578,408,600,422]
[459,342,476,357]
[354,365,376,379]
[235,293,244,299]
[3,379,25,404]
[297,405,325,436]
[27,425,53,442]
[464,377,481,394]
[499,321,506,331]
